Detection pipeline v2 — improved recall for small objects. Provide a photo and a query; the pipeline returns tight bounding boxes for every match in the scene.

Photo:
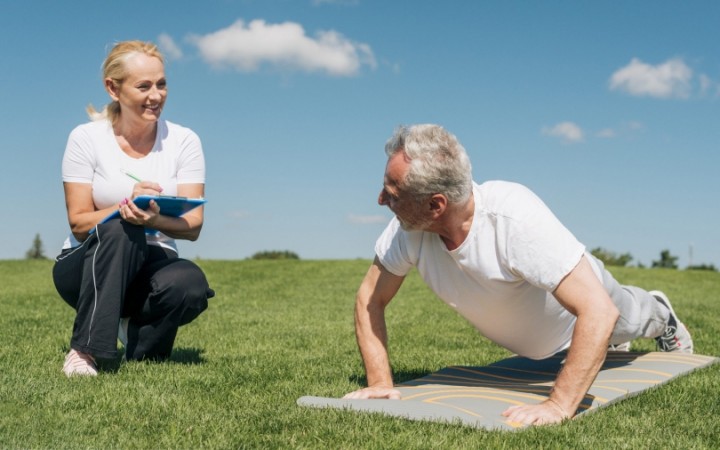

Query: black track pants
[53,218,214,361]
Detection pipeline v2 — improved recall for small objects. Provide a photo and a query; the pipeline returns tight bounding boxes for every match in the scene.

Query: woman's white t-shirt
[61,119,205,253]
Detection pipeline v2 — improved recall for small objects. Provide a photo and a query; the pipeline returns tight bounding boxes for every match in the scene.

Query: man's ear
[428,194,448,218]
[105,78,120,101]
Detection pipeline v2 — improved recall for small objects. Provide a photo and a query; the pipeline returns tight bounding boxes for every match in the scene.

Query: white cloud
[596,128,616,138]
[157,33,183,60]
[188,19,376,76]
[702,75,720,97]
[699,74,711,91]
[347,214,387,225]
[388,61,401,74]
[542,122,584,144]
[627,121,644,131]
[609,58,692,99]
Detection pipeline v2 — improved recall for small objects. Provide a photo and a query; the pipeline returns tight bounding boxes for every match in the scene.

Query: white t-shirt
[61,119,206,253]
[375,181,587,359]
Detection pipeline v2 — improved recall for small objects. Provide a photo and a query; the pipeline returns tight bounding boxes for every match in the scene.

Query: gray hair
[384,124,473,203]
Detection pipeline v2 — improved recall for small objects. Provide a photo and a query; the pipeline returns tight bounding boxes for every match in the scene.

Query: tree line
[590,247,717,271]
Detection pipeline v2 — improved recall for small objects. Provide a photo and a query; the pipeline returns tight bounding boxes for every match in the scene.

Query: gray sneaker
[650,290,693,353]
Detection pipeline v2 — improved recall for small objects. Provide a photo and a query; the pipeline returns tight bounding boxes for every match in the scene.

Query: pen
[120,168,143,183]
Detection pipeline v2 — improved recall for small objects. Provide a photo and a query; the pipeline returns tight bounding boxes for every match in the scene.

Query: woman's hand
[118,197,161,228]
[118,182,204,241]
[130,181,164,199]
[121,180,163,228]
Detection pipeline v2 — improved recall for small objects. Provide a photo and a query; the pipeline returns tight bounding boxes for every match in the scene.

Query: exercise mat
[298,352,718,430]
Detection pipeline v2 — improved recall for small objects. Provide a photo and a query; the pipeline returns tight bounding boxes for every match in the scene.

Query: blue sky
[2,0,718,268]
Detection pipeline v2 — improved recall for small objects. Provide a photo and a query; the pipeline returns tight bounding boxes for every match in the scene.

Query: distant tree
[651,249,678,269]
[26,233,47,260]
[590,247,633,267]
[250,250,300,260]
[686,263,717,272]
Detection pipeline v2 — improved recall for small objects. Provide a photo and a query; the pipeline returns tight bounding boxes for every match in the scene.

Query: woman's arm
[63,182,117,242]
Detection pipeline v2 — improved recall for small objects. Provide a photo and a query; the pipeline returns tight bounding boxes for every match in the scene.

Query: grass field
[1,259,719,449]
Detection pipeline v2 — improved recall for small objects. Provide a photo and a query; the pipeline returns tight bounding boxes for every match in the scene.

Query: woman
[53,40,214,376]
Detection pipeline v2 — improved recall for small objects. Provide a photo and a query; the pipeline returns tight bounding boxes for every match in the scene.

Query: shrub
[687,263,717,271]
[250,250,300,260]
[590,247,632,267]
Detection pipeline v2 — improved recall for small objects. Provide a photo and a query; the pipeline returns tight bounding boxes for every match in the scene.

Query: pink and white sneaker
[63,349,98,377]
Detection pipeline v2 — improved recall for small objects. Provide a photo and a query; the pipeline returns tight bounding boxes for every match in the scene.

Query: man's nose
[378,189,388,206]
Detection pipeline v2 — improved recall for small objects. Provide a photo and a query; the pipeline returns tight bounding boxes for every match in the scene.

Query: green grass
[1,259,719,449]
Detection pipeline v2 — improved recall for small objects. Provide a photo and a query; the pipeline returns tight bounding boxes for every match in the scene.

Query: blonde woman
[53,41,214,376]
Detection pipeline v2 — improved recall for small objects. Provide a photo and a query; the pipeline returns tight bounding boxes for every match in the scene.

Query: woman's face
[108,53,167,125]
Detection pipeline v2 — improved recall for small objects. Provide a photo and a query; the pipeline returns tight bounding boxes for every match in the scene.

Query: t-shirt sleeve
[500,185,585,292]
[61,125,96,184]
[176,129,205,185]
[374,218,417,277]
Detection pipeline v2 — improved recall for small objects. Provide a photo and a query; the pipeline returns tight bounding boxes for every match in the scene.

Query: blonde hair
[86,40,165,124]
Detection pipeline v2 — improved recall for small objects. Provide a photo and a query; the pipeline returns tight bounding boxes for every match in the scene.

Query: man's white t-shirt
[375,181,587,359]
[61,119,206,253]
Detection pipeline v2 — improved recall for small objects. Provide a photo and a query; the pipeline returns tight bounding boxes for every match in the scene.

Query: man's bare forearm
[548,308,618,415]
[355,300,394,387]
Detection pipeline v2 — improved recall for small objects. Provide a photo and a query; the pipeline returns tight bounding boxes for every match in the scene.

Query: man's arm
[343,256,405,399]
[502,255,620,425]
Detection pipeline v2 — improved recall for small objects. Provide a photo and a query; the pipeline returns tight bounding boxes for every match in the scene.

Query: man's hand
[502,399,571,426]
[342,386,402,400]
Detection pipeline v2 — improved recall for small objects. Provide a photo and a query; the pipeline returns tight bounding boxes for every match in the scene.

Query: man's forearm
[355,302,394,387]
[346,258,405,398]
[549,312,617,415]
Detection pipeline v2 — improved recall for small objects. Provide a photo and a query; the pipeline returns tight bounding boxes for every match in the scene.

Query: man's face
[378,152,432,231]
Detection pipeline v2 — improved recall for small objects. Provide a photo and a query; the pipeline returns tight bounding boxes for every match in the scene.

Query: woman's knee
[156,260,212,324]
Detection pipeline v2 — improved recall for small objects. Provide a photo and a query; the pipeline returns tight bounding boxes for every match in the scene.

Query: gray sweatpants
[590,255,670,345]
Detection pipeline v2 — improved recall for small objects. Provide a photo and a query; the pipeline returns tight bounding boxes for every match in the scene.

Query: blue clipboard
[90,195,206,235]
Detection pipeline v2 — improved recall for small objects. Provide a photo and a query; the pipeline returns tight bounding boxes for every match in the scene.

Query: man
[343,124,693,426]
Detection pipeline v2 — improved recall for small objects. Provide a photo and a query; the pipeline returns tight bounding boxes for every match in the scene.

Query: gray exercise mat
[298,352,718,430]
